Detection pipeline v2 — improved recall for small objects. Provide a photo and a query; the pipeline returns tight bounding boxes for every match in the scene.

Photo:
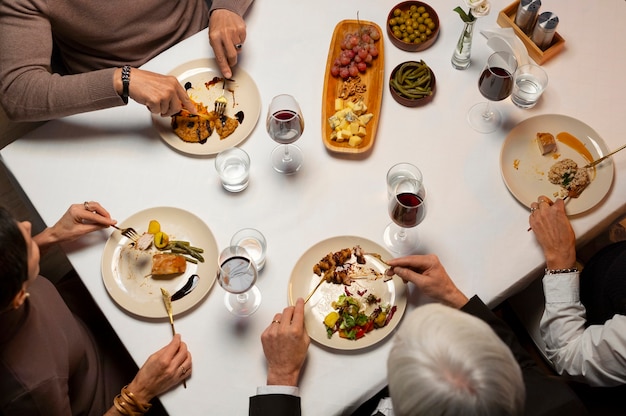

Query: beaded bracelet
[113,385,152,415]
[545,267,579,275]
[121,65,131,104]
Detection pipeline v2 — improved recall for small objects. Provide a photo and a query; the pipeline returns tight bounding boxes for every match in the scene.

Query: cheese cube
[349,135,363,147]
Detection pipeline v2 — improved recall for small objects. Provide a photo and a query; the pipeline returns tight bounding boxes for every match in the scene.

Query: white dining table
[2,1,626,414]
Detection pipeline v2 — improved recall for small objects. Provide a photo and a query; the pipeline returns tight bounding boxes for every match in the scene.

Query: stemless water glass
[266,94,305,174]
[383,163,427,255]
[217,246,261,316]
[467,51,518,133]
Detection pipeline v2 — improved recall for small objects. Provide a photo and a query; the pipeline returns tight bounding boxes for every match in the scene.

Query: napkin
[481,28,529,66]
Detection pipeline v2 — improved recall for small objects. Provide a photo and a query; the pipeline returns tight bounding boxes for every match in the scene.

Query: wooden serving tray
[321,20,384,154]
[497,1,565,65]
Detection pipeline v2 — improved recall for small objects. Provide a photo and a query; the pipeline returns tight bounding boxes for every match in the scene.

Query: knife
[583,143,626,169]
[160,288,176,336]
[160,288,186,388]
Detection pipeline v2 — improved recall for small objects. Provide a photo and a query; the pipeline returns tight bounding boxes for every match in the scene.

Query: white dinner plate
[151,58,261,156]
[500,114,614,215]
[288,236,407,351]
[101,207,218,318]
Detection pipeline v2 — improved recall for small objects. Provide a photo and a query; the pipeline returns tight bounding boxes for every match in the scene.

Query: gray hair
[387,303,525,416]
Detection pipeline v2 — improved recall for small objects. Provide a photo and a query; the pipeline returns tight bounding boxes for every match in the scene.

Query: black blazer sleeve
[461,295,588,416]
[249,393,301,416]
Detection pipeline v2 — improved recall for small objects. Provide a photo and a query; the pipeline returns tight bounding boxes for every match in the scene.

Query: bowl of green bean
[389,60,436,107]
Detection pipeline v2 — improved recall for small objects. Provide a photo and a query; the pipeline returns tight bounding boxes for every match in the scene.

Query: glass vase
[451,20,475,70]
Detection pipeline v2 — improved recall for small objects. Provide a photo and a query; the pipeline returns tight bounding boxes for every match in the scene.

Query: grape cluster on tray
[330,26,381,80]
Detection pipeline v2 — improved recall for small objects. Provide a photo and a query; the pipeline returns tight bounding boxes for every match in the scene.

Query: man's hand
[529,196,577,270]
[386,254,469,308]
[261,298,310,387]
[114,68,197,117]
[208,9,246,79]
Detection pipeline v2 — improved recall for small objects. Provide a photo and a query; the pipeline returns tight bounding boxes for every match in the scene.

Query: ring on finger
[180,365,187,375]
[84,201,90,211]
[271,320,280,324]
[235,43,243,50]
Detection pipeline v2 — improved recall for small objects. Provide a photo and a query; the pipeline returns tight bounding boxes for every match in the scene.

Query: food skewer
[304,276,326,304]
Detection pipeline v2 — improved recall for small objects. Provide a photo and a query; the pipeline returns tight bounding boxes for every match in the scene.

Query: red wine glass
[383,163,427,255]
[468,51,518,133]
[266,94,305,174]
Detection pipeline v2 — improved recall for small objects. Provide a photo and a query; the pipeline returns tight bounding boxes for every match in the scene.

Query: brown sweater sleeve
[0,0,123,122]
[210,0,254,16]
[0,0,208,122]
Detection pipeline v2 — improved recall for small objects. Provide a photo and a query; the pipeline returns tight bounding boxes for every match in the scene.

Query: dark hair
[0,206,28,309]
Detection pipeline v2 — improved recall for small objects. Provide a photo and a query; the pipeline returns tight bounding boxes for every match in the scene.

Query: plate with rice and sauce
[500,114,614,215]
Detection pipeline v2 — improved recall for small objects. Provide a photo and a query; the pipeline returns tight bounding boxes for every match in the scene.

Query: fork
[214,78,227,116]
[112,224,140,242]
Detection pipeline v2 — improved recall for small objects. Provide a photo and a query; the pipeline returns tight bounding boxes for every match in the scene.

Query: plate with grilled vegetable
[288,236,407,350]
[101,207,218,318]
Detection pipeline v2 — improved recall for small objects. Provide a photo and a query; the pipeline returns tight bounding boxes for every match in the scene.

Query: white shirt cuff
[256,385,300,396]
[543,272,580,303]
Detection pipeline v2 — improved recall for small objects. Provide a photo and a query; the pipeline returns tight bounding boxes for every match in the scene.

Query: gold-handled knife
[583,143,626,169]
[161,288,176,336]
[160,288,186,388]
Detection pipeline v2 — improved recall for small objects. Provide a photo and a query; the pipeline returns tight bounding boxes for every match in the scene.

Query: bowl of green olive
[389,60,436,107]
[387,1,439,52]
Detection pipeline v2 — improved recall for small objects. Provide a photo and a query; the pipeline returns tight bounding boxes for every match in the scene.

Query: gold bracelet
[113,385,152,415]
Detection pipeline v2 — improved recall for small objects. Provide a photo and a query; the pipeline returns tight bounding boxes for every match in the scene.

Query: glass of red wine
[266,94,305,174]
[217,246,261,316]
[383,163,427,255]
[467,51,518,133]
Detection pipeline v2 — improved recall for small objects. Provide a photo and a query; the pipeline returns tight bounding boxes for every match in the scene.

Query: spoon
[171,274,199,301]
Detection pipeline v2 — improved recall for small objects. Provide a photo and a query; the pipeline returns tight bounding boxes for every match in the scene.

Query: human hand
[34,201,116,249]
[529,196,576,269]
[386,254,469,308]
[126,334,192,403]
[117,68,197,117]
[208,9,246,79]
[261,298,310,387]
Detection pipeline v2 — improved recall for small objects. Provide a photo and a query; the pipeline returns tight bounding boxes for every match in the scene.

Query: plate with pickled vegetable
[101,207,218,318]
[288,236,407,350]
[151,58,261,156]
[322,20,385,154]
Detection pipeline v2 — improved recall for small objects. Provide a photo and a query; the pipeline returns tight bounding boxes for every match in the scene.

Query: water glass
[511,63,548,109]
[230,228,267,271]
[215,147,250,192]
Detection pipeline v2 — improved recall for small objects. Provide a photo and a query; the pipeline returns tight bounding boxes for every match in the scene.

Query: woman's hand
[529,196,577,269]
[386,254,469,308]
[208,9,246,79]
[33,201,116,250]
[126,334,192,403]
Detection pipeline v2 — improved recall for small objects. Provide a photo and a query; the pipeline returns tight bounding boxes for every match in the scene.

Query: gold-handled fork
[111,224,140,242]
[214,78,227,116]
